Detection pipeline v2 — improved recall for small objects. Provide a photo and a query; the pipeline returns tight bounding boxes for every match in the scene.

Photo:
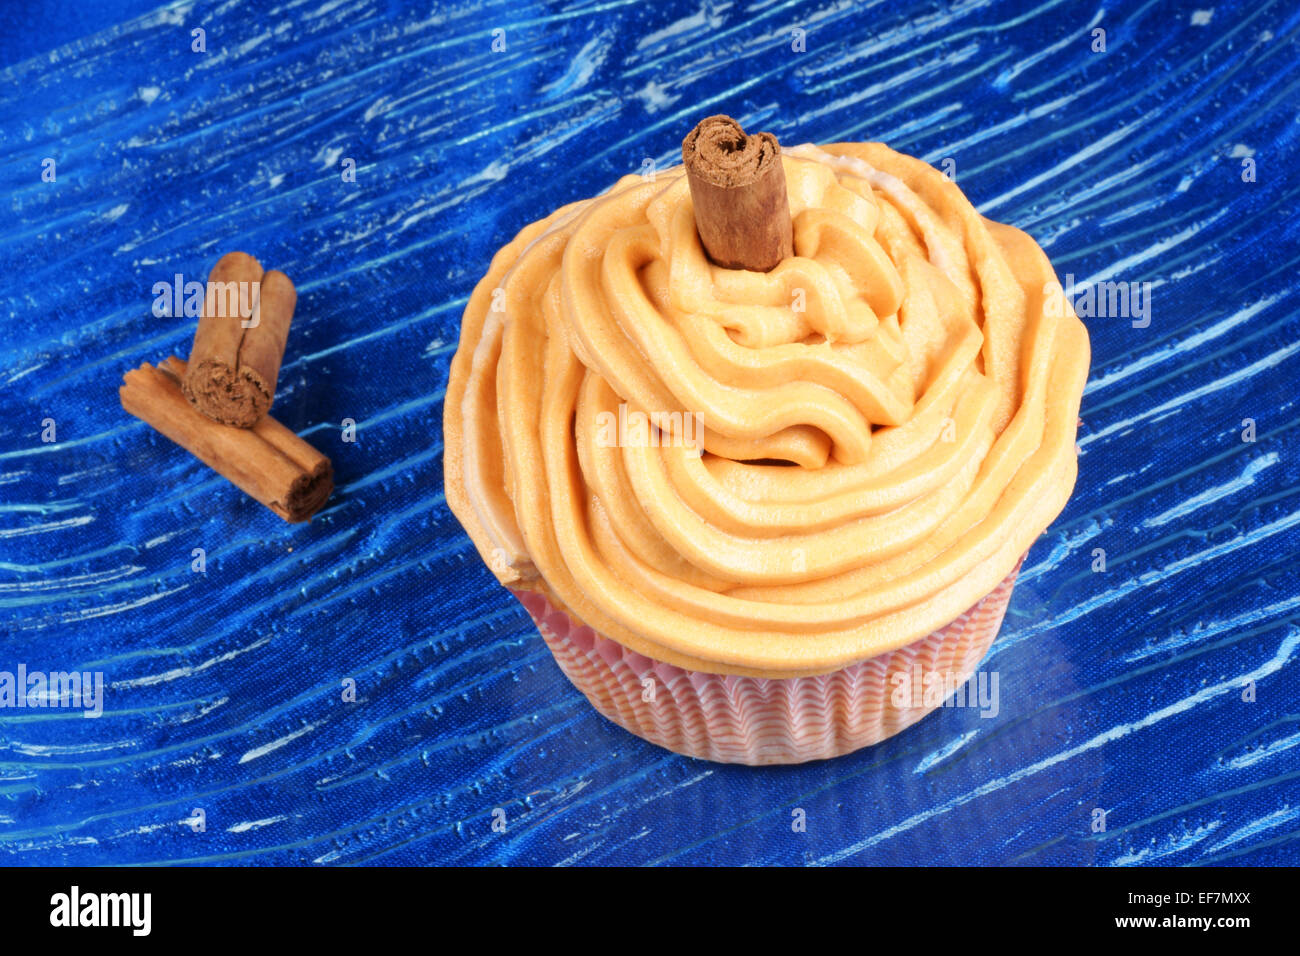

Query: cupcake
[443,116,1089,765]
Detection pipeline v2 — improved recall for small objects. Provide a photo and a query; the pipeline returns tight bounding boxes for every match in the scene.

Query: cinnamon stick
[122,356,332,522]
[182,252,296,428]
[681,115,793,272]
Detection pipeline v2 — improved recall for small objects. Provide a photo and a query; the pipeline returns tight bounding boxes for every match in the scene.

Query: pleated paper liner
[511,556,1023,765]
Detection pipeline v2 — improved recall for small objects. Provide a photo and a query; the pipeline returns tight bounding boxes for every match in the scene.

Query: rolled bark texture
[123,356,331,522]
[182,252,296,427]
[681,115,794,272]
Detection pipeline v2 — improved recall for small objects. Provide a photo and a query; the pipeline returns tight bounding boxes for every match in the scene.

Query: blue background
[1,0,1298,866]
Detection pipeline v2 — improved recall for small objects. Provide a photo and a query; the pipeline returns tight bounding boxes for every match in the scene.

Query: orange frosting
[444,142,1090,678]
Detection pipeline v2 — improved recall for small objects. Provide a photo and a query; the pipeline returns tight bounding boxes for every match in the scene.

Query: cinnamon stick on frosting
[681,115,794,272]
[122,356,332,522]
[182,251,296,427]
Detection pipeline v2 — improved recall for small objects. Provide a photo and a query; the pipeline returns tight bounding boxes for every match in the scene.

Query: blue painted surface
[1,0,1298,866]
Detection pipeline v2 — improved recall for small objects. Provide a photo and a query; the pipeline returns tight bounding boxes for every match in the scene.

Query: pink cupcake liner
[511,556,1023,765]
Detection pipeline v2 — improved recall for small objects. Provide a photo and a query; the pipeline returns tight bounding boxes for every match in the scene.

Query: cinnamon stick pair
[182,251,295,427]
[121,357,332,523]
[121,252,332,523]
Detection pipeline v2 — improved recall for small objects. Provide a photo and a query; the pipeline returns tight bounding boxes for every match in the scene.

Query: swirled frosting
[444,143,1089,678]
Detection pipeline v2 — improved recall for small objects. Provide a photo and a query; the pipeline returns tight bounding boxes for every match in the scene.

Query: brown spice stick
[681,115,793,272]
[182,252,297,427]
[122,356,332,522]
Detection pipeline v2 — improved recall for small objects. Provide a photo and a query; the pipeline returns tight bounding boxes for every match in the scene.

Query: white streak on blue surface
[239,719,328,764]
[1142,453,1279,528]
[1206,805,1300,853]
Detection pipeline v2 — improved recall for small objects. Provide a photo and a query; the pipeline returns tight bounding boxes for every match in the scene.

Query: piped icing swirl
[444,143,1089,678]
